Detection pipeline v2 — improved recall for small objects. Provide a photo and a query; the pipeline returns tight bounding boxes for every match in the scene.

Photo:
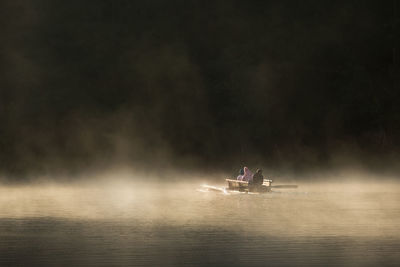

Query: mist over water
[2,1,399,266]
[1,173,400,266]
[1,0,399,178]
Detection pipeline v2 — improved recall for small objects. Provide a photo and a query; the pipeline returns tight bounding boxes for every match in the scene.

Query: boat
[226,178,298,193]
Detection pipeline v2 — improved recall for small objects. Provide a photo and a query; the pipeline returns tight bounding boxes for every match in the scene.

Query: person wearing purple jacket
[241,167,253,182]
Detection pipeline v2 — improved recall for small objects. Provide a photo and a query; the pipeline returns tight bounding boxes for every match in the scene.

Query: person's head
[256,169,262,174]
[244,167,249,173]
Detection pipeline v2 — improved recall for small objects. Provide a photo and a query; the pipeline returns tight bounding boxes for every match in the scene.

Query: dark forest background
[1,0,399,179]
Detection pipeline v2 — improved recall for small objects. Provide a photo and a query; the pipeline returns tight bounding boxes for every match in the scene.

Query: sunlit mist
[1,173,400,239]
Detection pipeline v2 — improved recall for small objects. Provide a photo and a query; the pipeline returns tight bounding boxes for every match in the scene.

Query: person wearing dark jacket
[252,169,264,186]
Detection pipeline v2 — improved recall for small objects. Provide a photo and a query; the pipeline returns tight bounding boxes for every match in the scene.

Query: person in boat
[236,168,245,180]
[241,166,253,182]
[252,169,264,186]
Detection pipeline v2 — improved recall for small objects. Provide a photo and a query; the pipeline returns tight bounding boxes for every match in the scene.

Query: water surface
[1,179,399,266]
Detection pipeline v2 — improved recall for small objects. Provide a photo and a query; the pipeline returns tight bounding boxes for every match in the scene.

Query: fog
[2,1,400,265]
[1,172,399,236]
[1,170,400,265]
[1,1,399,179]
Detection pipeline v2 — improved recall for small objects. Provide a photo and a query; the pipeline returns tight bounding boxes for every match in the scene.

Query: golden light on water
[1,173,400,238]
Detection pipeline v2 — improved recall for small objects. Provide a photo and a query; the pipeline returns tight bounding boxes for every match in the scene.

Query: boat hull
[225,179,271,193]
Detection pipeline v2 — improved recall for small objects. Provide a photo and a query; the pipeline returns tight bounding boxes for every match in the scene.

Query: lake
[1,178,400,266]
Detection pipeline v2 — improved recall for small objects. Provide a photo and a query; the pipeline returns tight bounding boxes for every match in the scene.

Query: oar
[270,185,298,189]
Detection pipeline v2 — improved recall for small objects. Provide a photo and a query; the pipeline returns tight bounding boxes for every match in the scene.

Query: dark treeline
[1,0,399,178]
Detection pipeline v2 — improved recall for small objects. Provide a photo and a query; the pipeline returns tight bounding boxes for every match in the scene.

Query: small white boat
[226,179,297,193]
